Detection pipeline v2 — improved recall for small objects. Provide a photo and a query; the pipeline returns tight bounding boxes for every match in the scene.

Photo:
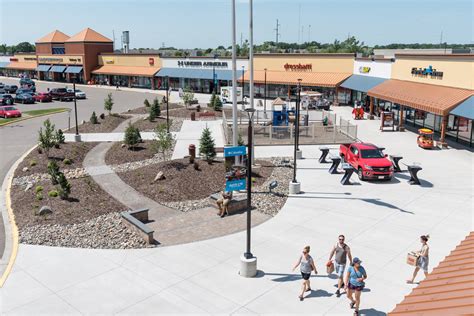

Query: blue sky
[1,0,472,48]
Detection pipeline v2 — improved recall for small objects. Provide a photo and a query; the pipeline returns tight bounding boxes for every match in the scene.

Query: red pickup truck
[340,143,393,181]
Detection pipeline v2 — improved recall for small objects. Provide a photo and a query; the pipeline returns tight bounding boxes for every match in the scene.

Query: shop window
[52,47,65,54]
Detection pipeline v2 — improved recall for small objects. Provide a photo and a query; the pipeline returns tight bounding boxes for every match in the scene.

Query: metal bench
[328,154,341,174]
[389,155,403,173]
[319,146,330,163]
[340,163,355,185]
[406,164,422,185]
[209,193,248,215]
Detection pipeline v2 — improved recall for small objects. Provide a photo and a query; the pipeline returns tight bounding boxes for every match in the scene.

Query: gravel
[20,213,151,249]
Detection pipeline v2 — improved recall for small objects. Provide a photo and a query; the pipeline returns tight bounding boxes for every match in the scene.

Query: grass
[0,108,68,126]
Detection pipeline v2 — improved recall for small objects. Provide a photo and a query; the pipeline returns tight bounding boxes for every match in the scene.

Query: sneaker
[350,302,356,309]
[335,289,341,297]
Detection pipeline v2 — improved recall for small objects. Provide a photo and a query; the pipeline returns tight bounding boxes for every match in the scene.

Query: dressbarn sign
[284,63,312,71]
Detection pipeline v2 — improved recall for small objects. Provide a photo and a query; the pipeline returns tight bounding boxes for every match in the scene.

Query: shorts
[335,263,346,278]
[417,256,429,272]
[348,283,365,291]
[301,272,311,280]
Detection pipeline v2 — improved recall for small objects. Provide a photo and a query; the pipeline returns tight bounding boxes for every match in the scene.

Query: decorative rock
[22,167,29,172]
[121,143,126,148]
[24,182,33,192]
[38,206,52,216]
[153,171,165,182]
[81,120,86,124]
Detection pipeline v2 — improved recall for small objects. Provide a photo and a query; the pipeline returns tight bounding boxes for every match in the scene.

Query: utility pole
[274,19,281,44]
[231,0,238,147]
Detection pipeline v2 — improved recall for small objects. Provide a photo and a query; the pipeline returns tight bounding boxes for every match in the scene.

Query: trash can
[188,144,196,160]
[191,112,196,121]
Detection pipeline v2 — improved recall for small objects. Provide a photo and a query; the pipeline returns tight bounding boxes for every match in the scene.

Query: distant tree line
[0,42,36,55]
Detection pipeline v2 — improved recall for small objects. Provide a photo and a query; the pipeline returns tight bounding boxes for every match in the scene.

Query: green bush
[57,172,71,200]
[38,119,57,157]
[199,127,216,163]
[29,159,37,167]
[35,185,43,193]
[214,96,222,111]
[55,129,65,144]
[36,193,43,201]
[149,98,161,121]
[104,93,114,115]
[48,190,58,197]
[144,99,151,107]
[123,123,142,150]
[63,158,72,165]
[209,92,216,109]
[90,111,98,124]
[47,161,60,185]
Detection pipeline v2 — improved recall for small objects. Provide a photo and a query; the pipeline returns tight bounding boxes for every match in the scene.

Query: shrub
[152,123,174,161]
[90,111,98,124]
[238,133,245,146]
[36,193,43,201]
[29,159,37,167]
[209,92,216,109]
[48,190,58,197]
[57,172,71,200]
[35,185,43,193]
[38,119,57,157]
[149,98,161,121]
[182,88,194,108]
[123,123,141,150]
[214,96,222,111]
[63,158,72,165]
[193,161,199,170]
[55,129,65,144]
[47,161,60,185]
[99,113,105,120]
[104,92,114,115]
[199,127,216,163]
[144,99,151,107]
[37,147,43,154]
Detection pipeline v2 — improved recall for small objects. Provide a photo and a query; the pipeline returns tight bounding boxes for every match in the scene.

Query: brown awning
[91,65,160,77]
[6,62,37,70]
[241,70,351,88]
[389,232,474,316]
[368,79,473,116]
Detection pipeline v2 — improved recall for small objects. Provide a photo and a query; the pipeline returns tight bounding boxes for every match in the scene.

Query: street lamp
[264,68,267,118]
[289,79,302,194]
[212,54,218,94]
[73,76,80,142]
[296,79,302,152]
[241,66,245,108]
[244,107,255,260]
[165,76,170,134]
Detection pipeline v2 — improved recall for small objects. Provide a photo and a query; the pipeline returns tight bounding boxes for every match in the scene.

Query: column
[440,115,448,144]
[128,76,132,88]
[334,87,340,106]
[369,96,374,120]
[399,105,405,131]
[151,77,156,90]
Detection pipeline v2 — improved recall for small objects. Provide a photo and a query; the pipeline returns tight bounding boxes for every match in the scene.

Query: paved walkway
[64,132,176,142]
[1,106,472,315]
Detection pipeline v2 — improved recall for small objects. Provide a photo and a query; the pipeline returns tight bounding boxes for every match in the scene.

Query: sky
[0,0,472,49]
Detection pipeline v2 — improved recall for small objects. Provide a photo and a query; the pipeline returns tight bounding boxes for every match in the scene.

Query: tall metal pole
[231,0,238,147]
[249,0,255,165]
[73,79,79,136]
[296,80,301,151]
[166,76,170,134]
[264,68,267,118]
[245,118,253,259]
[241,66,245,108]
[292,80,301,183]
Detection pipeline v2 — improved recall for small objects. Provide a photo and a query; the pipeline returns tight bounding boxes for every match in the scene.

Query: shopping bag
[326,261,335,274]
[406,252,418,266]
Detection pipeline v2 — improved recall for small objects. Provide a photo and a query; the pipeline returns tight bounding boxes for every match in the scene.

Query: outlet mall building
[0,28,472,146]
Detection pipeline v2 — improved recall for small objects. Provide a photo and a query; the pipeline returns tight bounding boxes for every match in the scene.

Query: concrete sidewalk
[64,132,177,142]
[172,120,225,159]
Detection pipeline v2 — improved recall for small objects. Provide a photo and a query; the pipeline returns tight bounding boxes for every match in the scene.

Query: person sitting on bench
[217,190,233,217]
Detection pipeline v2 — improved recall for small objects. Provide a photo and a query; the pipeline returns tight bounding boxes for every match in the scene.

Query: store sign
[69,58,81,63]
[284,63,312,71]
[177,60,228,68]
[224,146,247,191]
[105,60,114,64]
[359,66,371,73]
[411,65,443,79]
[24,57,37,61]
[9,58,18,62]
[149,58,155,65]
[38,57,63,63]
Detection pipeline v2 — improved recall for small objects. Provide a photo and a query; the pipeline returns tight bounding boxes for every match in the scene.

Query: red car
[340,142,393,181]
[33,92,52,103]
[0,106,22,118]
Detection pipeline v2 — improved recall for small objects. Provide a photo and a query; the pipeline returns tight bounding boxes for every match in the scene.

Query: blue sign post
[224,146,247,191]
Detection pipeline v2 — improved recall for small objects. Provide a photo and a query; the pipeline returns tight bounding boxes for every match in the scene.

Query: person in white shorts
[329,234,353,297]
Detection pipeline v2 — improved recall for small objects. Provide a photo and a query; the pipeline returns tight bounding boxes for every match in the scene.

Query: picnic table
[340,163,355,185]
[319,146,330,163]
[328,154,341,174]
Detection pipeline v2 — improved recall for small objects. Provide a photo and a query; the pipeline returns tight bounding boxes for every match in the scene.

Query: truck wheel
[358,168,365,181]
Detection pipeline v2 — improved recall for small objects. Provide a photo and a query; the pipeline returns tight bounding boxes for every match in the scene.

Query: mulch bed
[127,103,183,115]
[14,142,99,178]
[104,140,157,165]
[11,176,125,229]
[132,117,169,132]
[117,158,274,202]
[77,114,129,133]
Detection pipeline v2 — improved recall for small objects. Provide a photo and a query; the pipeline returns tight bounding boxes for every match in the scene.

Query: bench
[328,154,341,174]
[120,208,154,244]
[389,155,403,173]
[319,146,330,163]
[405,164,422,185]
[215,147,224,154]
[340,163,355,185]
[209,193,247,215]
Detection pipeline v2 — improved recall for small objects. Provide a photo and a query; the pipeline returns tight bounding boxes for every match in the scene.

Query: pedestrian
[292,246,318,301]
[216,190,232,217]
[328,234,353,297]
[345,257,367,315]
[407,235,430,284]
[116,82,119,91]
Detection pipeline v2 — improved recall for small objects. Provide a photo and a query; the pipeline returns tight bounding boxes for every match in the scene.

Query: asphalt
[0,77,165,261]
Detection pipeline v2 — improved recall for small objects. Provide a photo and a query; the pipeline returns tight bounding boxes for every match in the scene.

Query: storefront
[155,57,248,93]
[3,54,38,78]
[241,53,354,103]
[91,54,161,89]
[35,56,85,83]
[367,54,474,146]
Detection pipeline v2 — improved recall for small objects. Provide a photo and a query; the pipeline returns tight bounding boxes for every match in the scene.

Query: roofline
[395,53,474,58]
[255,53,356,57]
[355,57,395,62]
[65,41,113,44]
[387,79,474,92]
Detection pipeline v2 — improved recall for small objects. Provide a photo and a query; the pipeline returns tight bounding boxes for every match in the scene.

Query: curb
[0,145,37,287]
[0,108,69,127]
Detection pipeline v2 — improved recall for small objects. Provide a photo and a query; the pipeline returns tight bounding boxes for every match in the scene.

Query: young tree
[209,92,216,109]
[123,123,141,150]
[104,93,114,115]
[199,127,216,163]
[182,88,194,108]
[152,123,175,161]
[214,96,223,111]
[47,161,60,185]
[148,98,161,121]
[55,129,65,146]
[38,119,57,157]
[144,98,151,108]
[238,133,245,146]
[57,172,71,200]
[90,111,98,124]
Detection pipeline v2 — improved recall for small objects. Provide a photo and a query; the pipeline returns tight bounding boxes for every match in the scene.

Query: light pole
[241,66,245,109]
[231,0,238,147]
[264,68,267,118]
[296,79,302,152]
[73,77,80,142]
[165,76,170,134]
[289,79,302,194]
[212,54,218,94]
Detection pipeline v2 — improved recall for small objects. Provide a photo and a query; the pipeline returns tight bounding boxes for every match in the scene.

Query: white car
[67,88,86,99]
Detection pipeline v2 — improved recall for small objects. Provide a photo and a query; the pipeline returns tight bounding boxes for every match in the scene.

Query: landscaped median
[0,108,69,126]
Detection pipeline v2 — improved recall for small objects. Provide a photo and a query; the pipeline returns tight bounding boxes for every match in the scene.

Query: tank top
[335,243,348,265]
[300,255,313,273]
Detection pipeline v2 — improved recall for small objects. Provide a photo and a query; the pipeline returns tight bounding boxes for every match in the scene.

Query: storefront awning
[91,65,160,77]
[37,64,51,72]
[50,65,66,73]
[64,66,83,74]
[241,70,351,88]
[450,95,474,120]
[0,62,9,68]
[5,62,37,70]
[340,74,387,93]
[155,68,233,81]
[367,79,474,116]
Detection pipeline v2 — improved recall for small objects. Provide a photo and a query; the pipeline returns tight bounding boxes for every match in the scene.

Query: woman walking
[292,246,317,301]
[345,257,367,315]
[407,235,430,283]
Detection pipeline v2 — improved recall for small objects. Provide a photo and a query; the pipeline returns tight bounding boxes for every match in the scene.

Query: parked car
[0,82,4,89]
[19,78,35,87]
[33,92,52,103]
[0,94,14,105]
[4,85,18,94]
[15,93,35,104]
[0,88,6,94]
[49,88,74,101]
[67,88,86,99]
[16,87,35,95]
[0,105,22,118]
[339,142,394,181]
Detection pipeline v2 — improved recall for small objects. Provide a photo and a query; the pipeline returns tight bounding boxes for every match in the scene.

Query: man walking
[328,234,352,297]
